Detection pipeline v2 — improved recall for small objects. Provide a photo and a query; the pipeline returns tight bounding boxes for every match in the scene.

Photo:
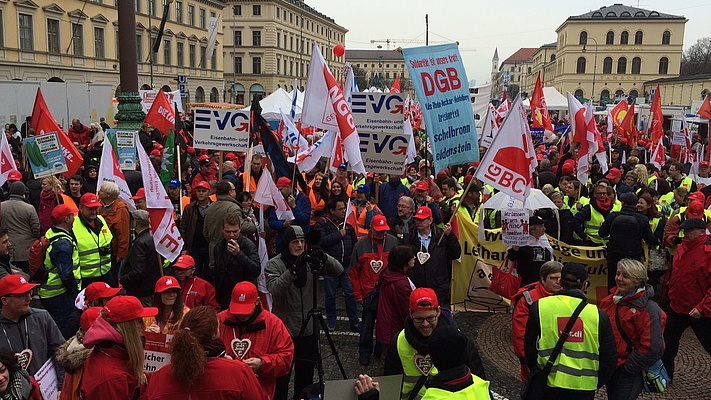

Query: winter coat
[214,235,261,310]
[265,252,342,337]
[101,199,131,260]
[511,282,554,360]
[408,225,461,306]
[314,215,357,268]
[180,275,220,311]
[0,308,65,378]
[599,205,658,257]
[81,317,141,400]
[376,267,412,344]
[378,181,411,220]
[349,234,399,301]
[598,286,666,373]
[543,208,574,244]
[203,195,241,269]
[144,357,267,400]
[121,229,161,298]
[387,215,416,245]
[268,191,311,251]
[218,307,294,398]
[0,196,40,262]
[384,316,487,380]
[179,200,211,252]
[664,234,711,315]
[56,333,92,400]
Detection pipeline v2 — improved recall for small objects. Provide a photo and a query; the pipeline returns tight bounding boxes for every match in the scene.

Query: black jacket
[314,215,357,268]
[384,316,486,379]
[214,235,261,310]
[599,206,659,257]
[408,225,461,307]
[387,215,416,245]
[121,229,160,298]
[507,242,553,287]
[543,208,574,244]
[524,289,618,391]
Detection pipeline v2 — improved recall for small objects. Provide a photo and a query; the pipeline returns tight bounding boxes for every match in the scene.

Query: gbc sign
[193,107,250,151]
[351,93,404,134]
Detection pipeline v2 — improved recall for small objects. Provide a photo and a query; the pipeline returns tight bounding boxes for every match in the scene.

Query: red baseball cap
[276,177,292,188]
[0,275,38,297]
[198,154,210,163]
[225,152,238,161]
[688,191,705,204]
[409,287,439,312]
[155,276,181,293]
[80,307,102,331]
[414,181,429,191]
[193,181,210,191]
[131,188,146,200]
[187,146,196,155]
[370,215,390,232]
[80,193,102,208]
[605,167,622,180]
[102,296,158,323]
[414,206,433,220]
[229,281,258,315]
[51,204,74,221]
[153,144,164,152]
[700,161,710,168]
[7,171,22,181]
[562,159,576,176]
[687,201,705,219]
[173,255,195,269]
[85,282,121,303]
[150,149,162,157]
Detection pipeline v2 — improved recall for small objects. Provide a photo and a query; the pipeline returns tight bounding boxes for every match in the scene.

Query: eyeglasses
[411,315,437,324]
[547,276,561,282]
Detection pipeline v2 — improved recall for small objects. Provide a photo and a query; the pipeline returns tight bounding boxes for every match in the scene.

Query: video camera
[299,230,327,274]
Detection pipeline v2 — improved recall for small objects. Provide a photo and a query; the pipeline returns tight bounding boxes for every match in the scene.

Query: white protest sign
[35,359,58,400]
[143,332,173,373]
[193,107,250,151]
[351,92,404,134]
[502,209,530,246]
[358,131,410,174]
[140,90,184,114]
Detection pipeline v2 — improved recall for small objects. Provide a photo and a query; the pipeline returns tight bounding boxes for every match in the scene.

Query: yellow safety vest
[672,206,711,249]
[73,215,113,279]
[39,228,81,299]
[668,176,694,192]
[397,330,439,400]
[583,207,606,244]
[537,296,600,391]
[420,374,490,399]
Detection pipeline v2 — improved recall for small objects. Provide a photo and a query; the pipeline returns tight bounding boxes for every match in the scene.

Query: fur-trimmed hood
[55,334,92,373]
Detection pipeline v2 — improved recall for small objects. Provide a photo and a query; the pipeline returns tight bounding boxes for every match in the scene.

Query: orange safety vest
[308,188,326,226]
[354,203,369,238]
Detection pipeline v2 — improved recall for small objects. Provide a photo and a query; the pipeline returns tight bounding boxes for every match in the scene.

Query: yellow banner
[452,209,619,310]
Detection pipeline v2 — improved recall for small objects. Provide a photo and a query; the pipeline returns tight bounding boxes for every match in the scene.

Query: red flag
[619,102,638,147]
[144,88,175,135]
[649,84,664,144]
[651,139,666,170]
[698,95,711,120]
[530,74,554,132]
[30,88,83,178]
[390,74,401,94]
[331,133,343,172]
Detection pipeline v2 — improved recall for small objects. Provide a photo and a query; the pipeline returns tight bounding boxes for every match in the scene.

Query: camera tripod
[296,269,347,396]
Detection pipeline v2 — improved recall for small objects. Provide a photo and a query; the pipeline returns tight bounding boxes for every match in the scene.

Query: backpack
[28,236,60,284]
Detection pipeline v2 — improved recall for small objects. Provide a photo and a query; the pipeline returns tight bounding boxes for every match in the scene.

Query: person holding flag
[268,177,311,252]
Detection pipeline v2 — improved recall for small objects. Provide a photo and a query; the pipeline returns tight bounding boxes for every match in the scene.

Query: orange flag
[30,88,84,178]
[619,101,638,147]
[144,88,176,135]
[698,95,711,120]
[649,84,664,144]
[529,73,554,132]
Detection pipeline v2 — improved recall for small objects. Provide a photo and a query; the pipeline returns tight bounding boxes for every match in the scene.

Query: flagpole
[218,151,223,181]
[176,143,183,197]
[244,144,253,194]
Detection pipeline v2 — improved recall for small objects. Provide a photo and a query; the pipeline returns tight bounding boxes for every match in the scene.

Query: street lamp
[582,37,598,104]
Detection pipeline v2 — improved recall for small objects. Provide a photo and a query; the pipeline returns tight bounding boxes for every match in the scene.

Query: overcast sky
[305,1,710,86]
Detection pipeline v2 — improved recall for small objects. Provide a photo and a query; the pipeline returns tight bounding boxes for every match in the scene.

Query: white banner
[358,131,410,174]
[193,107,249,151]
[98,137,136,211]
[205,16,219,61]
[140,90,184,114]
[351,92,404,134]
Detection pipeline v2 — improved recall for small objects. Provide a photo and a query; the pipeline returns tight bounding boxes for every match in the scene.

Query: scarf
[596,197,612,212]
[613,286,646,304]
[1,369,31,400]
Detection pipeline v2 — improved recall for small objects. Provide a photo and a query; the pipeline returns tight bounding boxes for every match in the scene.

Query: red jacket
[511,282,553,360]
[349,234,398,301]
[80,317,141,400]
[218,308,294,399]
[68,124,90,147]
[143,357,267,400]
[181,276,220,311]
[665,234,711,315]
[598,286,666,372]
[376,268,413,344]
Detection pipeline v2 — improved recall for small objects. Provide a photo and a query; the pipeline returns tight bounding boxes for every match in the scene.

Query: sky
[305,0,711,86]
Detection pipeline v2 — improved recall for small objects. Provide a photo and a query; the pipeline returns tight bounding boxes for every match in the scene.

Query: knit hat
[9,181,25,196]
[283,226,305,245]
[619,192,638,207]
[276,177,292,188]
[562,262,588,284]
[428,325,468,371]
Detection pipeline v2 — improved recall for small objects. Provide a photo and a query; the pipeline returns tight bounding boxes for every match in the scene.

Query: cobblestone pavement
[319,287,710,399]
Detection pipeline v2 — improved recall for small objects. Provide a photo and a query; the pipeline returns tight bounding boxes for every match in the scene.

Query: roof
[282,0,341,27]
[645,74,711,85]
[345,49,404,61]
[501,48,538,64]
[567,4,685,21]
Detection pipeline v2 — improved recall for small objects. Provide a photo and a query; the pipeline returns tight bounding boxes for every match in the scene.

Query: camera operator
[119,210,160,306]
[266,226,343,400]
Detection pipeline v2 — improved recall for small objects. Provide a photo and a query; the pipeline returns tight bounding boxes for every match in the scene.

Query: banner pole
[218,151,223,181]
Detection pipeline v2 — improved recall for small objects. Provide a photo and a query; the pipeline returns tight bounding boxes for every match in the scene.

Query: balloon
[333,44,345,58]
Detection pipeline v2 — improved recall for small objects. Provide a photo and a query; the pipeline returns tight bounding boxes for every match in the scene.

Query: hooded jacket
[598,285,666,373]
[218,307,294,398]
[375,267,413,344]
[0,308,65,378]
[80,317,140,400]
[56,333,92,400]
[314,215,357,268]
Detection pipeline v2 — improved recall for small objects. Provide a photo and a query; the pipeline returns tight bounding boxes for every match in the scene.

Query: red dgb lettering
[421,67,462,96]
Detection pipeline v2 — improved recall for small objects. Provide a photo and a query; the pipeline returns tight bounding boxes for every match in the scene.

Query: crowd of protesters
[0,109,709,400]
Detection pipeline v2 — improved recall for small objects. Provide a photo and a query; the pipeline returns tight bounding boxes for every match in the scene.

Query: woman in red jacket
[144,306,267,400]
[376,245,415,357]
[80,296,158,400]
[599,259,666,400]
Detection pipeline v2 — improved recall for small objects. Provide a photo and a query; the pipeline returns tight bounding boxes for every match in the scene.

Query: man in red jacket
[511,261,563,380]
[218,281,294,399]
[173,255,220,311]
[662,218,711,381]
[68,118,90,150]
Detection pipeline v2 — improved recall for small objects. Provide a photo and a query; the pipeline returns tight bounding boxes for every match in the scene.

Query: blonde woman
[80,296,158,400]
[633,164,648,190]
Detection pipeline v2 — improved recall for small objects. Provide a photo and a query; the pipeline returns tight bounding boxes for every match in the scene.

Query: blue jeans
[41,291,80,339]
[324,266,359,326]
[358,303,381,357]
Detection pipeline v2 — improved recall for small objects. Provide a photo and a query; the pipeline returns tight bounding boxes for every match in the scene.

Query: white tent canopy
[522,87,569,111]
[243,88,303,120]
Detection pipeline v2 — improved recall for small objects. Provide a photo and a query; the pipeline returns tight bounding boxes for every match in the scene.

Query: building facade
[496,47,537,98]
[552,4,686,104]
[645,74,711,107]
[520,43,557,97]
[224,0,347,105]
[344,49,412,94]
[0,0,225,106]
